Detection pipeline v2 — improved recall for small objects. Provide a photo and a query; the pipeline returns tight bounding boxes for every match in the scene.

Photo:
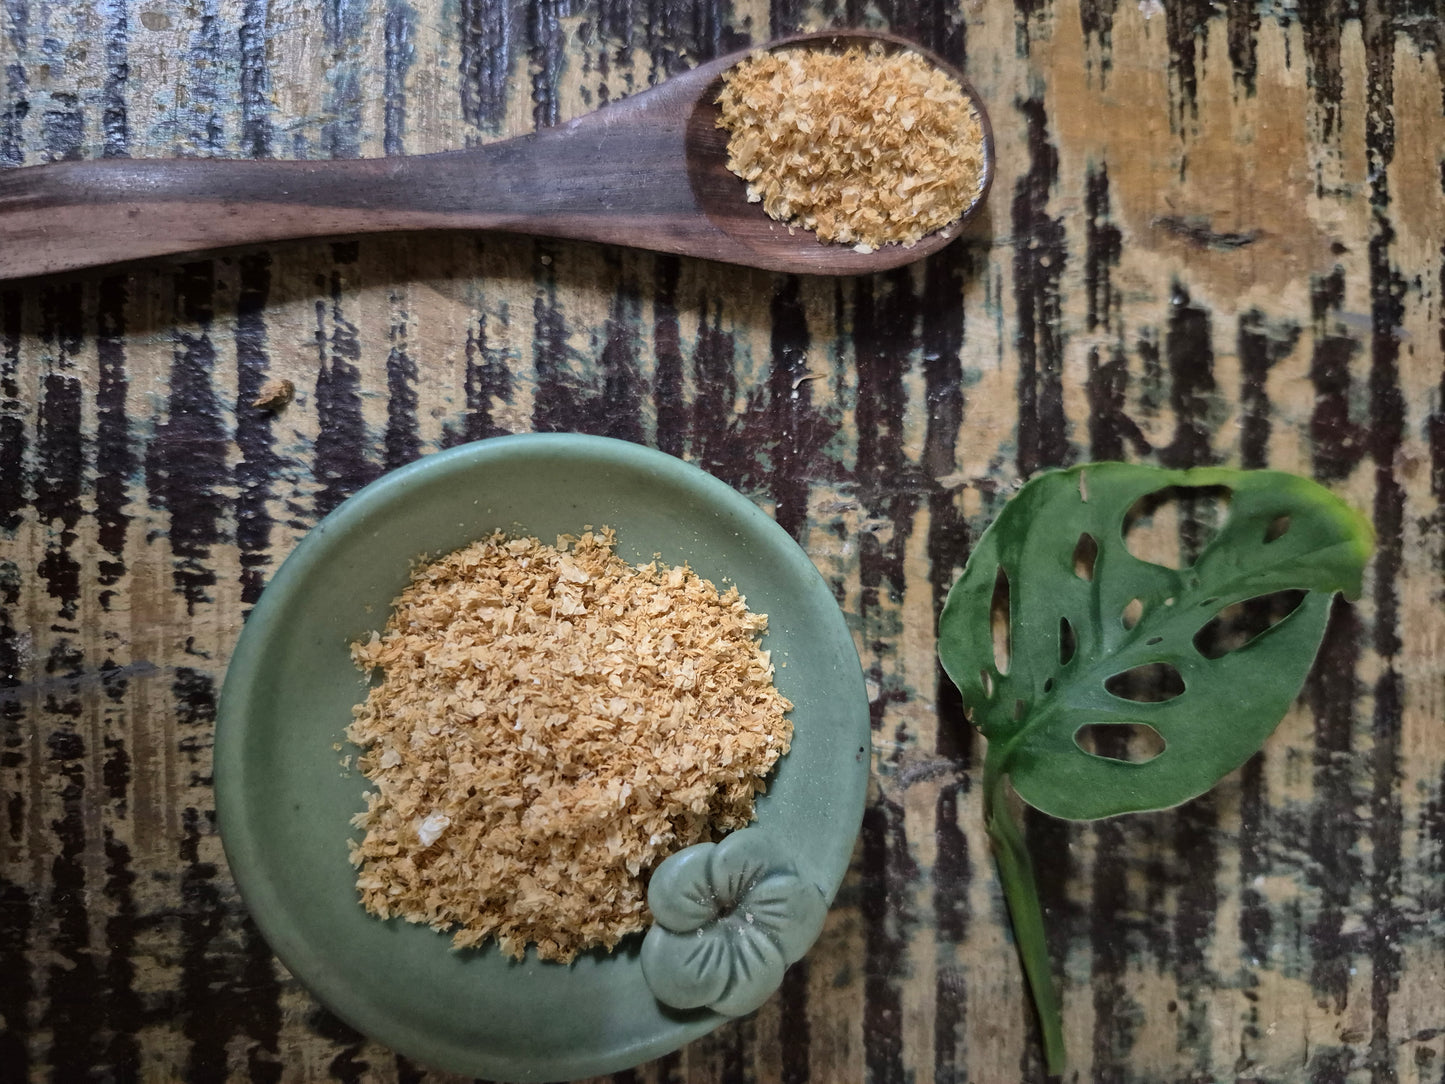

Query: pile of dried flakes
[346,528,793,962]
[716,44,986,250]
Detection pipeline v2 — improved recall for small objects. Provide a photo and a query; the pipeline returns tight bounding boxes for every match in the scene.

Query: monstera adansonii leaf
[937,463,1373,1077]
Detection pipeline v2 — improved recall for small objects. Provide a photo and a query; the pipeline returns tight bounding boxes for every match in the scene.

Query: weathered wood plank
[1,1,1442,1081]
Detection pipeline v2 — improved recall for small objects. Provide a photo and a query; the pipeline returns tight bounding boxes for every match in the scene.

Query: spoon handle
[0,100,706,280]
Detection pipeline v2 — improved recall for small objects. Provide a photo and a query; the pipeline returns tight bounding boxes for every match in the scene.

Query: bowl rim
[215,432,871,1080]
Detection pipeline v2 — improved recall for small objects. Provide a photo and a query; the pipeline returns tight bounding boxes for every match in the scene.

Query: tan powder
[346,529,793,962]
[716,45,986,249]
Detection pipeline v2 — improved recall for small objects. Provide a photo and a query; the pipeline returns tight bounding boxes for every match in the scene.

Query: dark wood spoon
[0,30,992,281]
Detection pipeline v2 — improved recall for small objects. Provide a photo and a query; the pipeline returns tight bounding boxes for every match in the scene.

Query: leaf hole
[1079,469,1090,503]
[1264,514,1292,544]
[1193,590,1308,660]
[1121,597,1144,630]
[990,566,1011,676]
[1059,617,1077,666]
[1072,533,1099,581]
[980,669,994,698]
[1043,677,1054,693]
[1123,485,1233,569]
[1104,663,1185,703]
[1013,698,1026,721]
[1074,723,1167,764]
[1145,636,1163,646]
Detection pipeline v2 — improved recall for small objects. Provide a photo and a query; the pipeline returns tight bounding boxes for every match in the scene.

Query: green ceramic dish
[215,433,870,1082]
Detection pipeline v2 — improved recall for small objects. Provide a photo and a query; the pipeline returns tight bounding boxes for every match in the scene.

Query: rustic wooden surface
[2,1,1443,1081]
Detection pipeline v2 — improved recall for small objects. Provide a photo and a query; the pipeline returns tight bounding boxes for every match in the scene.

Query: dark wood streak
[234,253,280,607]
[322,0,366,160]
[769,0,809,37]
[445,300,514,447]
[1237,310,1299,472]
[144,263,227,613]
[173,668,283,1079]
[182,2,226,156]
[777,957,811,1084]
[34,284,85,620]
[0,287,25,528]
[0,863,33,1076]
[236,914,284,1083]
[1162,0,1213,126]
[100,0,129,158]
[1082,162,1144,1078]
[854,269,920,601]
[1089,816,1135,1080]
[921,243,973,770]
[1171,793,1220,1062]
[764,277,820,541]
[36,273,96,1074]
[313,247,382,517]
[95,274,132,595]
[459,0,514,130]
[0,530,25,1075]
[384,293,422,470]
[1308,268,1366,482]
[0,0,25,61]
[1160,292,1226,1078]
[0,62,25,167]
[100,823,142,1075]
[931,785,970,1084]
[384,0,412,157]
[1012,97,1072,476]
[530,0,570,130]
[1084,166,1149,461]
[1152,215,1259,251]
[689,296,751,488]
[861,798,918,1084]
[310,1001,374,1082]
[239,0,273,158]
[1297,0,1347,146]
[40,92,84,163]
[1234,309,1295,998]
[1305,598,1364,1014]
[651,256,686,458]
[1078,0,1118,79]
[598,261,648,443]
[1156,285,1219,471]
[177,799,230,1083]
[1224,0,1260,96]
[1361,8,1408,1077]
[532,248,589,433]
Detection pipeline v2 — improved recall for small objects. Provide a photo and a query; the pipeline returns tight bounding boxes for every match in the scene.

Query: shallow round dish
[215,433,871,1081]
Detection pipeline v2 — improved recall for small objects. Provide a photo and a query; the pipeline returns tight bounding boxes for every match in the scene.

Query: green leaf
[936,463,1373,1076]
[939,463,1373,820]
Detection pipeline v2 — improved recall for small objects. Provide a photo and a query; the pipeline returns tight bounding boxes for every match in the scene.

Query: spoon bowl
[0,30,992,280]
[681,30,995,273]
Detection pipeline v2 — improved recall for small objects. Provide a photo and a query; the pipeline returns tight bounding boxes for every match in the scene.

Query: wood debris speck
[251,378,295,410]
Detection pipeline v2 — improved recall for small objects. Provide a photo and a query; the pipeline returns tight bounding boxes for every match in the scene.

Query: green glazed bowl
[215,433,870,1082]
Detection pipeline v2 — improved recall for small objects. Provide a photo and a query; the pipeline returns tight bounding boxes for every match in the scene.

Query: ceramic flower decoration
[641,828,827,1017]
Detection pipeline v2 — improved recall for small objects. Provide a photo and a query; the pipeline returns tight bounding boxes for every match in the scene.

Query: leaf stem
[983,745,1066,1077]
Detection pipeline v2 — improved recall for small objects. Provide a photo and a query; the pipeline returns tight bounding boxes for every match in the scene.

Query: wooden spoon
[0,30,993,281]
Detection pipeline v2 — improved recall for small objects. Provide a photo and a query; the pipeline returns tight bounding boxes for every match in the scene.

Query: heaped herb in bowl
[936,463,1374,1076]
